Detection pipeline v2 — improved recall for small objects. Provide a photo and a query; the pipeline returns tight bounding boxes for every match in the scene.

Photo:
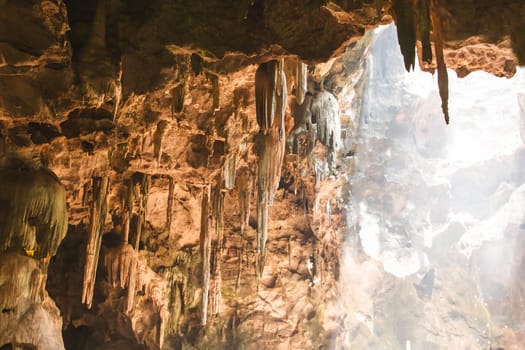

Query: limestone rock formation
[0,1,524,349]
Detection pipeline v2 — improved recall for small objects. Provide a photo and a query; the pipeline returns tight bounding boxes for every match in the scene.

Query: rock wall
[0,1,524,349]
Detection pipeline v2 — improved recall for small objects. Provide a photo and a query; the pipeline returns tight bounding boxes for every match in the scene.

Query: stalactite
[296,62,307,105]
[130,173,150,250]
[113,60,123,120]
[81,182,88,207]
[223,154,237,190]
[161,250,198,338]
[311,90,341,170]
[82,175,110,309]
[122,179,133,243]
[103,242,137,289]
[284,59,308,105]
[166,176,174,239]
[416,0,432,63]
[153,120,169,164]
[235,167,251,294]
[431,0,450,124]
[209,181,225,321]
[255,60,283,131]
[255,60,287,276]
[204,117,216,162]
[164,266,185,336]
[206,72,220,110]
[172,82,186,114]
[210,249,222,318]
[256,194,269,277]
[75,0,121,109]
[191,53,204,76]
[237,167,252,236]
[200,186,211,326]
[0,158,68,260]
[103,242,139,314]
[212,185,225,249]
[288,93,315,156]
[392,0,417,71]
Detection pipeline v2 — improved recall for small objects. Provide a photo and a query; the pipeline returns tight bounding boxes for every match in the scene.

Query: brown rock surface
[0,1,524,349]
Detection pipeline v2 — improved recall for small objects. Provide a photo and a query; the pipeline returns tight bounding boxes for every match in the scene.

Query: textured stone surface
[0,1,524,349]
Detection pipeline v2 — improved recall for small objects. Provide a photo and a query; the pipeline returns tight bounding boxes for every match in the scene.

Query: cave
[0,1,524,349]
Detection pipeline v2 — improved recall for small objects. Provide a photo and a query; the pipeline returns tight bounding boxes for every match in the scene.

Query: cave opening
[339,24,525,349]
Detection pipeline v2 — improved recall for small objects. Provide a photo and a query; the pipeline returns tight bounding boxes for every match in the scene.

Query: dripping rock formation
[0,1,524,349]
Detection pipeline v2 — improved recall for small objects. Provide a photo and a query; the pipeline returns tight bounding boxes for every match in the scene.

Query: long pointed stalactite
[210,244,222,319]
[212,184,225,250]
[82,175,110,308]
[200,185,211,326]
[392,0,450,124]
[223,154,237,190]
[235,167,252,294]
[431,0,450,124]
[122,179,133,243]
[295,62,308,105]
[210,181,225,319]
[416,0,433,64]
[391,0,417,71]
[255,60,287,276]
[131,172,151,250]
[238,167,252,239]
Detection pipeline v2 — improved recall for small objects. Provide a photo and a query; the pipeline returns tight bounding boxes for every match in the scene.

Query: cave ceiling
[0,0,524,349]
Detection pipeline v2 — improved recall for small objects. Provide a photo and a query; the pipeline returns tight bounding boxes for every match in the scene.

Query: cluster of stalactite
[102,241,197,346]
[311,91,342,171]
[82,176,110,308]
[82,172,151,309]
[129,173,151,250]
[0,157,68,260]
[255,59,288,276]
[284,58,308,106]
[391,0,449,123]
[287,92,315,157]
[162,251,200,337]
[0,158,67,349]
[287,88,341,172]
[254,58,340,276]
[102,242,139,313]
